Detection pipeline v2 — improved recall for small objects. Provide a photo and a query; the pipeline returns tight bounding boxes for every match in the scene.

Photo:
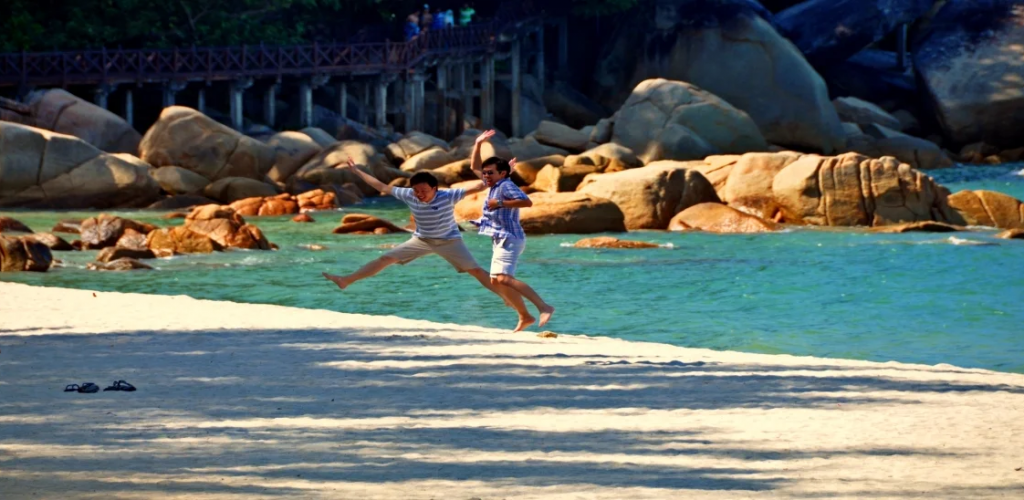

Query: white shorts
[490,237,525,277]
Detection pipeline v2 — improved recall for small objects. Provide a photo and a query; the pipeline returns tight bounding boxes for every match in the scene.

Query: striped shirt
[392,187,466,240]
[477,178,529,240]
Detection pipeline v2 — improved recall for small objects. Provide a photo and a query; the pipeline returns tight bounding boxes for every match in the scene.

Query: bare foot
[322,272,351,290]
[538,306,555,327]
[513,315,536,333]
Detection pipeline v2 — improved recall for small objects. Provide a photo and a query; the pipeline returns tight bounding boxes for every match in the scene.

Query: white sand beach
[1,282,1022,499]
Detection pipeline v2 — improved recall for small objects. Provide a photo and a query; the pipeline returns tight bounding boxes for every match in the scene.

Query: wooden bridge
[0,5,566,138]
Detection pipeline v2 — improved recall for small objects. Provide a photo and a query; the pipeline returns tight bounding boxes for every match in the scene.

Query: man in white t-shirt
[322,160,535,330]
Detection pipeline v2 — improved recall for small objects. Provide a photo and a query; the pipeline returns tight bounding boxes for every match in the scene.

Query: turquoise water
[3,165,1023,373]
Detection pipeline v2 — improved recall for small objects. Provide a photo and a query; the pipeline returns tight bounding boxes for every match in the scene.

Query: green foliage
[0,0,391,51]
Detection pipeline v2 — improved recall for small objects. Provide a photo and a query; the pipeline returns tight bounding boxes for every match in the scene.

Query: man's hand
[486,198,502,210]
[475,129,496,145]
[509,157,517,169]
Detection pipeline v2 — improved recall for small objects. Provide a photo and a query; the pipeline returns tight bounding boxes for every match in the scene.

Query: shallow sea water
[3,164,1023,373]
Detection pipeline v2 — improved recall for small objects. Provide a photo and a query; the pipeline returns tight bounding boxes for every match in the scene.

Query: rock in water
[915,1,1024,147]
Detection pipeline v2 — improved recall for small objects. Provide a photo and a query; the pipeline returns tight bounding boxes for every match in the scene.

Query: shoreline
[2,282,1024,499]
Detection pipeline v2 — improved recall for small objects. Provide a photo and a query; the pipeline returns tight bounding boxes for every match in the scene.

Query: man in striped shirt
[470,130,555,330]
[322,159,535,329]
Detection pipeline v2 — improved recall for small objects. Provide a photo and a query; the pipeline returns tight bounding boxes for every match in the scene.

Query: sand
[0,281,1022,499]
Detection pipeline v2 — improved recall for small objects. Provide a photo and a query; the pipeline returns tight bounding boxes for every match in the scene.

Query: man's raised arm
[346,159,393,195]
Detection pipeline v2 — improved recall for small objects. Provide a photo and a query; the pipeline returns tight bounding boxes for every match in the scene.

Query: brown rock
[258,198,299,216]
[187,204,245,225]
[456,191,627,234]
[146,226,221,257]
[333,214,410,234]
[162,212,188,220]
[96,246,155,263]
[772,153,960,227]
[294,141,408,197]
[996,228,1024,240]
[947,190,1024,230]
[20,237,53,272]
[230,197,265,216]
[25,233,74,251]
[719,152,805,219]
[296,189,339,211]
[152,166,211,195]
[537,331,558,339]
[577,162,720,229]
[0,217,33,233]
[292,213,315,223]
[51,219,82,234]
[563,143,641,173]
[79,214,158,249]
[87,258,153,271]
[532,164,601,193]
[573,236,660,249]
[871,221,963,233]
[669,203,777,233]
[535,120,590,152]
[115,229,150,251]
[0,235,28,272]
[401,147,459,173]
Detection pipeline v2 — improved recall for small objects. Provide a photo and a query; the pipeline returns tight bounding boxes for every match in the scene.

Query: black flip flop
[64,384,80,392]
[103,380,136,392]
[78,382,99,393]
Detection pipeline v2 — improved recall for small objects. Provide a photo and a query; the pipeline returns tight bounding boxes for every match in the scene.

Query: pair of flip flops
[64,380,136,393]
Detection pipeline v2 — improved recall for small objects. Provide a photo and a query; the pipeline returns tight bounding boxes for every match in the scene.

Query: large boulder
[594,0,846,153]
[513,155,566,185]
[717,152,806,219]
[139,106,275,181]
[146,226,222,257]
[203,177,280,203]
[776,0,934,65]
[563,143,641,173]
[915,1,1024,147]
[0,217,33,234]
[266,131,324,182]
[669,202,777,233]
[508,136,571,161]
[394,131,449,159]
[843,126,954,170]
[152,166,211,195]
[532,164,602,193]
[534,121,590,153]
[400,147,459,173]
[577,162,720,229]
[0,122,161,209]
[832,97,903,130]
[27,89,141,154]
[293,141,408,196]
[771,152,961,226]
[611,79,768,163]
[333,214,411,235]
[455,191,627,234]
[947,190,1024,229]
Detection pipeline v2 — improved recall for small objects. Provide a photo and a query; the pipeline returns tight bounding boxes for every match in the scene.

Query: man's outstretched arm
[346,159,393,195]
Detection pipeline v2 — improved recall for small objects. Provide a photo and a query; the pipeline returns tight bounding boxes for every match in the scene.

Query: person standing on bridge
[420,5,434,32]
[405,10,421,41]
[460,3,475,26]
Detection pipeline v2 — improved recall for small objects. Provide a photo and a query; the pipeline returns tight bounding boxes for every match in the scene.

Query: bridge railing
[0,5,538,88]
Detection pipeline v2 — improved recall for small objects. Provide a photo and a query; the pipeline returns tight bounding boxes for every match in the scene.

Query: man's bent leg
[323,256,399,290]
[468,268,534,331]
[492,274,555,327]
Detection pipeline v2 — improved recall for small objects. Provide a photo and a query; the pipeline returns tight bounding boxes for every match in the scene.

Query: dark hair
[409,171,439,188]
[482,156,511,175]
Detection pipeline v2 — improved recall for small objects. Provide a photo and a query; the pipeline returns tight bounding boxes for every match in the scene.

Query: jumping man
[322,159,537,331]
[470,130,555,328]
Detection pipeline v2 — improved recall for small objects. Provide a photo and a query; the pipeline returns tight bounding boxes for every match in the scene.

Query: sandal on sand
[64,384,80,392]
[77,383,100,393]
[103,380,136,392]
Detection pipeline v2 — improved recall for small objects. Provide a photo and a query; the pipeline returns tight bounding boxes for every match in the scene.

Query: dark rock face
[592,0,845,153]
[776,0,934,65]
[914,0,1024,147]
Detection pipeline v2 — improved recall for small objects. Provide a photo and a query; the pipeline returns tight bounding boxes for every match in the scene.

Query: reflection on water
[2,166,1023,373]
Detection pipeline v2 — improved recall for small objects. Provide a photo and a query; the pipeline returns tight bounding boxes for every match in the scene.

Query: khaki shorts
[383,236,481,272]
